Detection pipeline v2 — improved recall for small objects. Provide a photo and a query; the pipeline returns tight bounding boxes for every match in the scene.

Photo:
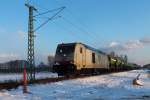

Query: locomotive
[53,42,134,76]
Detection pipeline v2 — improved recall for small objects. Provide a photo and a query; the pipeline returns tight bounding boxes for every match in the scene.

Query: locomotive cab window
[80,47,82,53]
[92,53,95,63]
[56,45,75,57]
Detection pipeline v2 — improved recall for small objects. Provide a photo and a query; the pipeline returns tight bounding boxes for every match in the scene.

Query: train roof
[59,42,107,55]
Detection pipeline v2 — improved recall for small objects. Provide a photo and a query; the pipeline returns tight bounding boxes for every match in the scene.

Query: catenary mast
[25,3,37,80]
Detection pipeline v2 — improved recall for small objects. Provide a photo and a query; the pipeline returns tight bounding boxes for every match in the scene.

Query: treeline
[143,64,150,69]
[0,66,53,73]
[0,60,53,73]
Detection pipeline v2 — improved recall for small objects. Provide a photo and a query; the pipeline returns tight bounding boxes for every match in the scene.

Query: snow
[0,73,22,82]
[0,72,58,82]
[0,70,150,100]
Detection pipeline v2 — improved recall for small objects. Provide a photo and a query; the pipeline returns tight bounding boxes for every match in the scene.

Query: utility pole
[25,1,65,81]
[25,3,37,81]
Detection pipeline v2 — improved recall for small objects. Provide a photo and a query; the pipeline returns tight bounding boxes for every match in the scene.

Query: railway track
[0,74,91,90]
[0,70,135,90]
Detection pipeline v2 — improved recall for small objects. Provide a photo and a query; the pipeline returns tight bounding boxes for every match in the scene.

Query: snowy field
[0,72,58,82]
[0,70,150,100]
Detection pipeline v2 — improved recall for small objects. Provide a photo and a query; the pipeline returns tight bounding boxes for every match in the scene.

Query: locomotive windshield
[55,44,75,60]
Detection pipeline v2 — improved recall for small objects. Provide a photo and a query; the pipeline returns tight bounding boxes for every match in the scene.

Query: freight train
[53,42,138,76]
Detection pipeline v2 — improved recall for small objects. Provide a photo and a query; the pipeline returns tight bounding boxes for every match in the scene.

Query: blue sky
[0,0,150,65]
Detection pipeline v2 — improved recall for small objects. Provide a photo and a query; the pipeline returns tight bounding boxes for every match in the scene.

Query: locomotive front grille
[53,64,76,76]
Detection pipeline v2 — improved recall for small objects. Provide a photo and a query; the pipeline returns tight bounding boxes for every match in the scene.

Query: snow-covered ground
[0,72,58,82]
[0,70,150,100]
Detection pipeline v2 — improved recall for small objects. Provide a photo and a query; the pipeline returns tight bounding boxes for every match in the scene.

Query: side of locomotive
[53,42,110,76]
[74,43,110,74]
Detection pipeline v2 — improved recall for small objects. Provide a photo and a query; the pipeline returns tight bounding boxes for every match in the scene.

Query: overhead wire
[61,13,98,43]
[53,0,101,44]
[52,0,89,40]
[34,7,65,32]
[66,9,101,36]
[28,0,97,45]
[34,6,65,17]
[61,17,89,35]
[25,0,31,4]
[60,17,96,44]
[51,21,86,42]
[26,0,65,32]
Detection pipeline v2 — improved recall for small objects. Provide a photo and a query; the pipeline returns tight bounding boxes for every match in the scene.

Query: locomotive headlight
[55,62,60,65]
